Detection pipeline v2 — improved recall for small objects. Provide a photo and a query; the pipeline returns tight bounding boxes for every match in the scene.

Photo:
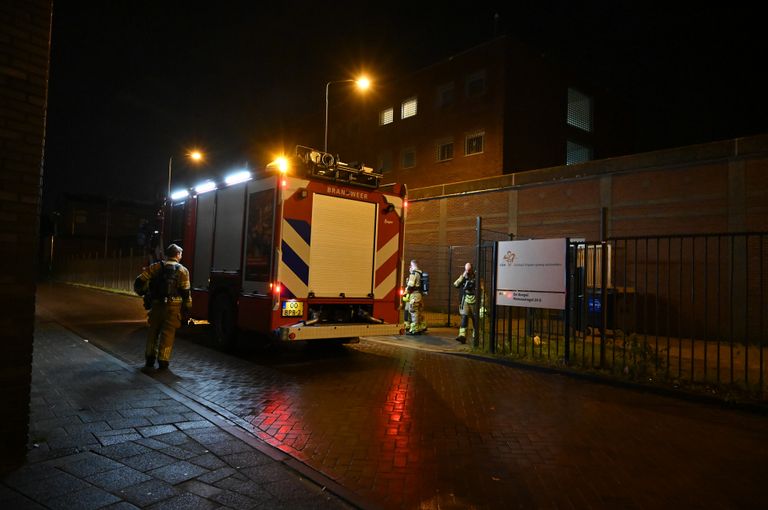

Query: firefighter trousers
[459,300,479,342]
[146,301,182,362]
[407,292,426,333]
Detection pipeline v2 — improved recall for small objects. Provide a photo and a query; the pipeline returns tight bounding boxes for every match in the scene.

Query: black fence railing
[472,233,767,400]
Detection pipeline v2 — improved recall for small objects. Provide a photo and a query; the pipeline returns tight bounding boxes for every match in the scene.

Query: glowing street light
[168,149,205,198]
[324,75,371,152]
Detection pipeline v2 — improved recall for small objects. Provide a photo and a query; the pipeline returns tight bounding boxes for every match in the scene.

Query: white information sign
[496,238,567,310]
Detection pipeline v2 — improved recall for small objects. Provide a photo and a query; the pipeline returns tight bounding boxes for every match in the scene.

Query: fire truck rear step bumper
[280,323,405,341]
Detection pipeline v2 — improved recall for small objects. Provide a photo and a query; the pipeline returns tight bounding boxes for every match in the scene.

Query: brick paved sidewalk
[0,320,364,510]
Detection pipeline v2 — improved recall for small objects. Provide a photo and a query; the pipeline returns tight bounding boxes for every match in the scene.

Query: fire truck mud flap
[279,323,405,341]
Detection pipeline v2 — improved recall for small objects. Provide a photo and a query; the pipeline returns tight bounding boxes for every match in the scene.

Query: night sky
[42,1,767,211]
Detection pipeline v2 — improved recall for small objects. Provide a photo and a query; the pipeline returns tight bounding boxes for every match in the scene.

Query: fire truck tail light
[288,332,296,340]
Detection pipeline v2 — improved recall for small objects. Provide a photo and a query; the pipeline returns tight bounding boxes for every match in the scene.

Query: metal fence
[482,233,767,400]
[53,248,148,294]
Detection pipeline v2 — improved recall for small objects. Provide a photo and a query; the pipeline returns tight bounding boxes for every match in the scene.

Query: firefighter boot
[456,327,467,344]
[145,356,155,368]
[158,360,169,370]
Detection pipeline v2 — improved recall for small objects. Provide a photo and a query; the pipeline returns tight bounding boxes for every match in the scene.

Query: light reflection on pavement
[37,284,768,509]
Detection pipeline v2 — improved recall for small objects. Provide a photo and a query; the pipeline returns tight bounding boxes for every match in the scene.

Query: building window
[566,140,593,165]
[378,151,393,173]
[401,97,418,119]
[437,82,454,108]
[436,140,454,162]
[401,148,416,169]
[379,107,393,126]
[465,70,486,98]
[465,131,484,155]
[567,88,593,132]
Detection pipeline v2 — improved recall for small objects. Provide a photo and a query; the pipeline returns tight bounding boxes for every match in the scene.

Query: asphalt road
[36,283,768,509]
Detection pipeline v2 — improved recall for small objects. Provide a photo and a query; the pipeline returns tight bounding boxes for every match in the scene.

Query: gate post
[447,246,453,327]
[489,241,498,354]
[564,238,571,364]
[475,216,482,274]
[476,216,483,350]
[600,207,608,368]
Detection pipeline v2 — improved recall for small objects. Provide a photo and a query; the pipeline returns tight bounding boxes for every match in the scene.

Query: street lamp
[324,76,371,153]
[167,150,205,197]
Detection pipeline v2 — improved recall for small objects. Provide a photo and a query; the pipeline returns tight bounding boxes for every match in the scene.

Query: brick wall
[407,134,768,246]
[404,135,768,329]
[0,0,52,473]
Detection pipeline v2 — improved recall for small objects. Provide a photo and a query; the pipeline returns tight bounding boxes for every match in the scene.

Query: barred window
[566,140,593,165]
[401,148,416,169]
[567,88,592,132]
[379,107,393,126]
[436,140,454,162]
[401,97,418,119]
[465,131,484,155]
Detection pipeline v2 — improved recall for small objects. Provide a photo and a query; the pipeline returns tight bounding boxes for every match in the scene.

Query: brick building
[329,36,632,190]
[0,1,52,473]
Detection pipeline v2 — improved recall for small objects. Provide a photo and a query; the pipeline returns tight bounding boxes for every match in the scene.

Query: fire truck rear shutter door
[213,185,246,271]
[192,192,215,289]
[309,194,375,298]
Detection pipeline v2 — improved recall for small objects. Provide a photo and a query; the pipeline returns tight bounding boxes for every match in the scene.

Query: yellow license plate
[281,300,303,317]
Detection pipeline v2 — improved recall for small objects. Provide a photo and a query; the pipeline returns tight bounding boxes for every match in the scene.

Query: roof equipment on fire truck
[295,145,382,188]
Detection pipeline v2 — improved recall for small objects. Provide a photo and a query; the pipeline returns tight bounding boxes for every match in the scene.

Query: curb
[57,323,382,510]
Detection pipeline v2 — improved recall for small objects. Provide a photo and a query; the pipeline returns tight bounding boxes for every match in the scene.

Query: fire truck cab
[164,145,407,346]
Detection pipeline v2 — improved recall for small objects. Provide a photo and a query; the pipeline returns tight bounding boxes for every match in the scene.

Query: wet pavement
[1,319,354,509]
[11,283,768,509]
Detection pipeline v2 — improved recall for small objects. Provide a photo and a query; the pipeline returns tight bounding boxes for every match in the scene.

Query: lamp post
[324,76,370,153]
[167,150,204,198]
[167,156,173,197]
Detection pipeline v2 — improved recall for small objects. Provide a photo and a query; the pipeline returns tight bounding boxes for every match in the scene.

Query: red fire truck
[162,145,407,346]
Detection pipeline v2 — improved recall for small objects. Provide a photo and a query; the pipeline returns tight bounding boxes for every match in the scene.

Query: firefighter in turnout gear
[402,292,412,332]
[405,259,427,335]
[454,262,479,345]
[134,244,191,369]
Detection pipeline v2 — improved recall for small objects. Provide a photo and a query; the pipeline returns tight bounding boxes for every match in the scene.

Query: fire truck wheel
[211,294,239,349]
